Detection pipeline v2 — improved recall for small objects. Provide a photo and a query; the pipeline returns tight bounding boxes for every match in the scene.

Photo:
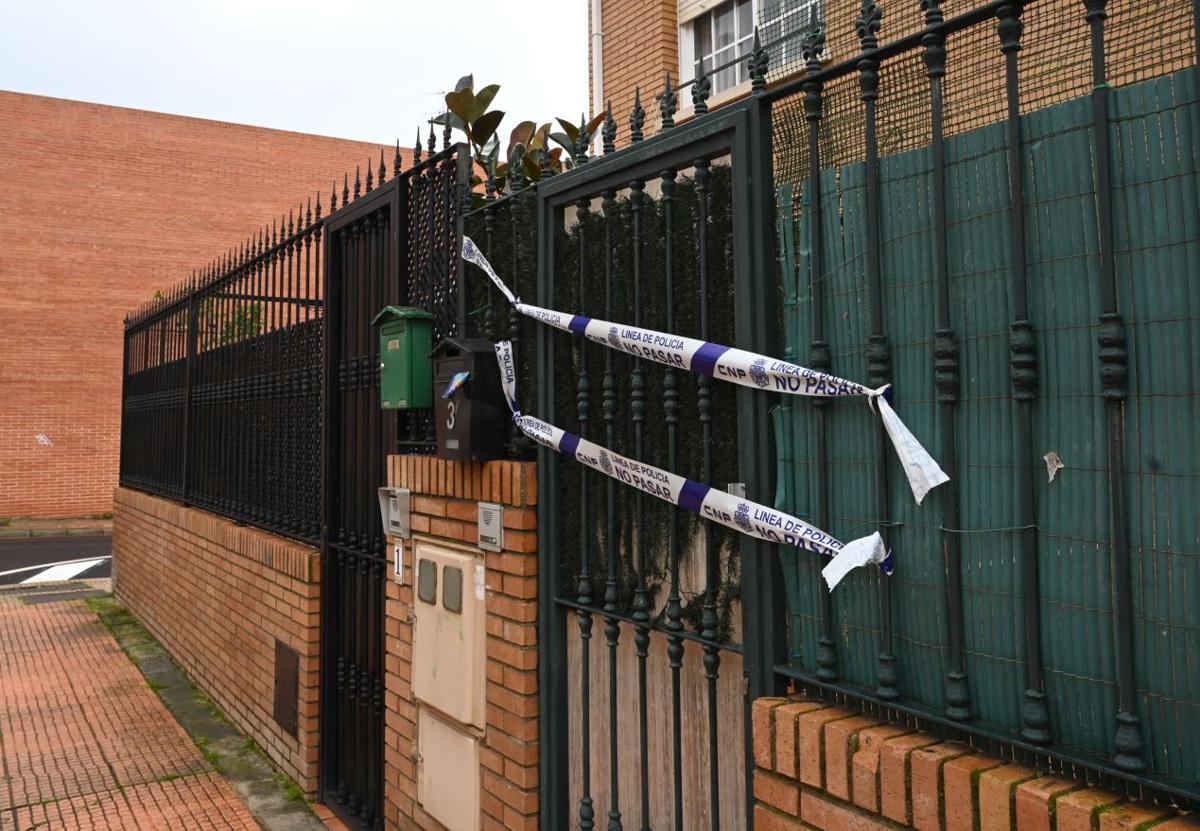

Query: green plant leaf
[471,110,505,148]
[454,73,474,92]
[473,84,500,120]
[549,131,573,151]
[584,112,606,139]
[521,154,542,182]
[432,110,466,132]
[494,161,509,181]
[556,117,580,143]
[530,124,551,151]
[482,135,500,164]
[508,121,536,157]
[445,89,475,126]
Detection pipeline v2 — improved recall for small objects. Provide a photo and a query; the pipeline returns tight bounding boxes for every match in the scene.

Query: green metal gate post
[739,91,790,830]
[536,188,570,831]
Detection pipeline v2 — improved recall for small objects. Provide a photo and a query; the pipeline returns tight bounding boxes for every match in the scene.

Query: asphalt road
[0,536,112,585]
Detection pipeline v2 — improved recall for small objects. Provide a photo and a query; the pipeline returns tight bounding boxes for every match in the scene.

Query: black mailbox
[431,337,510,461]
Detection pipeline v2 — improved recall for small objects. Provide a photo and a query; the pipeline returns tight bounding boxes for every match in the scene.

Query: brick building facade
[0,91,393,519]
[589,0,1193,146]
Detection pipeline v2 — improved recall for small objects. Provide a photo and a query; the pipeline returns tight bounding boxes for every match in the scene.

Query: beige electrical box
[411,540,486,729]
[417,707,480,831]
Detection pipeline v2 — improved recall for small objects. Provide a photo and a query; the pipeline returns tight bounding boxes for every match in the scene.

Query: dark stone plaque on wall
[273,639,299,738]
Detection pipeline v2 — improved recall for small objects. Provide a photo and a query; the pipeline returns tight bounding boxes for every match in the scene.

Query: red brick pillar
[381,456,538,831]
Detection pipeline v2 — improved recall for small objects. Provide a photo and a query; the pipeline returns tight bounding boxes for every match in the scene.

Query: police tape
[462,236,948,504]
[495,340,889,590]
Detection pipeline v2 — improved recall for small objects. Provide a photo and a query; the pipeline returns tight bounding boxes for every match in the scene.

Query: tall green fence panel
[945,119,1025,733]
[776,67,1200,786]
[1022,91,1120,762]
[1111,69,1200,779]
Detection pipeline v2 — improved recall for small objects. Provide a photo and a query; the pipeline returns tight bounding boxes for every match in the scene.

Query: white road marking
[0,556,112,579]
[20,559,107,584]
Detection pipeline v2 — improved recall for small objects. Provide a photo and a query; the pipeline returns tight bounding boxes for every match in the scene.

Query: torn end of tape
[820,531,887,591]
[873,395,950,505]
[1044,451,1065,483]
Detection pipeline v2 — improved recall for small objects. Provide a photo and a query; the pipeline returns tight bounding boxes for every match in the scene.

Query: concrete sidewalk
[0,518,112,539]
[0,586,260,830]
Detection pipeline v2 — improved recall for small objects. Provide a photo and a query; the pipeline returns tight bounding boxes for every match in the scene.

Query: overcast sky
[1,0,590,145]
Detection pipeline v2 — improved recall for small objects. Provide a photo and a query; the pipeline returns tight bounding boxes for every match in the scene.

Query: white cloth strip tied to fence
[495,340,888,590]
[463,236,949,504]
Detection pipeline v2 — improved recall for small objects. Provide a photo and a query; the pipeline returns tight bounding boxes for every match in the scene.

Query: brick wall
[750,695,1199,831]
[591,0,679,145]
[111,486,321,795]
[383,455,539,831]
[0,91,397,519]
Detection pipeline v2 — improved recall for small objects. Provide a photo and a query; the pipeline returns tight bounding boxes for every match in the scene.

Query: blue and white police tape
[463,236,949,505]
[495,340,890,590]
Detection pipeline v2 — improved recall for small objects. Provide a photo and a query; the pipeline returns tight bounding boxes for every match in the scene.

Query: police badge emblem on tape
[494,340,889,590]
[461,236,949,505]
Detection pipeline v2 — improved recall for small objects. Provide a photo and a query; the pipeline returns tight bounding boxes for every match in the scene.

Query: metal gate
[536,95,785,829]
[320,143,469,830]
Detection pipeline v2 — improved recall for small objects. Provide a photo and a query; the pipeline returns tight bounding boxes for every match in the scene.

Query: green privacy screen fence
[773,65,1198,796]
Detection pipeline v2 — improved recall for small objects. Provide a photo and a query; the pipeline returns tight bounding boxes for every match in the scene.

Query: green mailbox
[372,306,433,409]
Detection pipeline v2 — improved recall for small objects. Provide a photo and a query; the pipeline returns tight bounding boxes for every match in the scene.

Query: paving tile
[0,595,262,829]
[122,774,264,830]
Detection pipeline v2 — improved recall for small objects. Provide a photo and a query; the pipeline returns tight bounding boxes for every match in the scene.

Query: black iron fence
[395,138,472,451]
[119,137,476,547]
[463,181,540,457]
[121,204,326,545]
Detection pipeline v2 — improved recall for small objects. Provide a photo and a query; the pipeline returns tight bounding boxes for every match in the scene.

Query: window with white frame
[680,0,822,96]
[683,0,755,96]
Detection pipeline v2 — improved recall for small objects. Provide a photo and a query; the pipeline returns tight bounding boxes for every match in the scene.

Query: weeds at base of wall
[240,735,304,801]
[195,735,223,771]
[193,685,231,726]
[278,775,305,803]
